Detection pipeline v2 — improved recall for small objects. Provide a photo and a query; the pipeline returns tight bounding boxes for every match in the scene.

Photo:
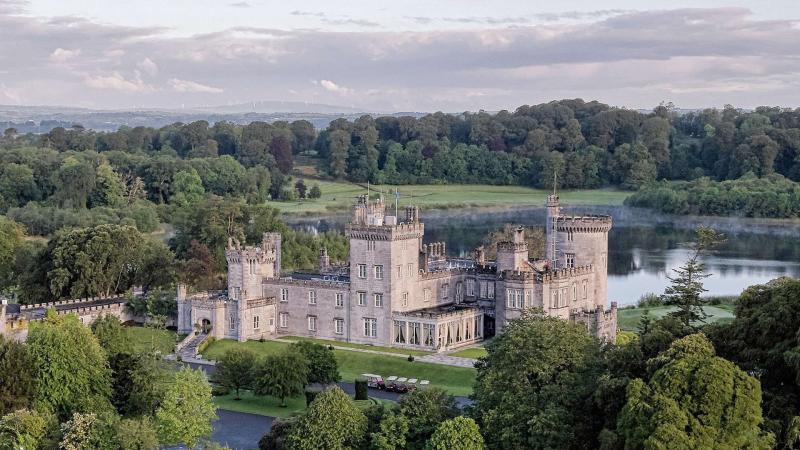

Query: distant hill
[195,100,373,115]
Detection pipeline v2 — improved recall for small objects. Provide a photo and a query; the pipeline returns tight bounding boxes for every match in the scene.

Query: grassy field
[617,305,735,331]
[126,326,180,354]
[202,339,476,397]
[448,346,488,359]
[268,179,630,215]
[277,336,433,356]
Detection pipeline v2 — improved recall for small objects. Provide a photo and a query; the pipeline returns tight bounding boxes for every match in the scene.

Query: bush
[304,387,322,406]
[407,355,415,362]
[354,378,368,400]
[637,293,663,308]
[211,384,230,397]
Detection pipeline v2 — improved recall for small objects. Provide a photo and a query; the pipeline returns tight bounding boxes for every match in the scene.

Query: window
[394,320,407,343]
[374,265,384,280]
[280,288,288,302]
[467,279,475,297]
[358,264,367,279]
[410,322,421,345]
[396,265,402,278]
[456,282,463,302]
[269,318,274,327]
[367,241,375,251]
[506,289,523,309]
[525,290,531,308]
[335,292,344,307]
[551,292,557,308]
[374,293,383,307]
[334,318,344,334]
[487,282,495,299]
[423,288,431,303]
[249,259,256,274]
[363,318,377,337]
[441,283,449,299]
[253,316,260,329]
[229,316,235,330]
[566,253,575,268]
[279,313,288,328]
[308,316,317,331]
[407,263,413,277]
[232,287,241,300]
[583,281,588,299]
[308,290,317,305]
[357,291,366,306]
[572,285,577,303]
[480,281,488,298]
[423,324,435,346]
[402,292,408,307]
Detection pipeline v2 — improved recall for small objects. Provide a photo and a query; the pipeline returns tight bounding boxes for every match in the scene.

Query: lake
[288,206,800,306]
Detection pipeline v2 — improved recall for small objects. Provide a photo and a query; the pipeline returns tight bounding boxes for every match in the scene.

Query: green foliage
[27,313,113,419]
[370,412,409,450]
[59,411,119,450]
[425,417,485,450]
[354,378,368,401]
[308,184,321,199]
[471,310,602,450]
[92,314,132,357]
[254,350,309,407]
[397,388,459,450]
[0,216,24,291]
[290,341,340,385]
[0,336,38,415]
[91,163,125,208]
[109,351,171,417]
[213,348,257,399]
[259,417,297,450]
[284,386,367,450]
[115,416,159,450]
[155,367,217,448]
[0,408,53,450]
[616,334,774,449]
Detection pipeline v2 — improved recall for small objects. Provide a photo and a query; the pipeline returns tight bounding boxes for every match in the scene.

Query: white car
[361,373,384,388]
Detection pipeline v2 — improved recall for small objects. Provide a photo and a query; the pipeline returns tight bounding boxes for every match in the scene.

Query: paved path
[415,353,477,368]
[163,409,272,450]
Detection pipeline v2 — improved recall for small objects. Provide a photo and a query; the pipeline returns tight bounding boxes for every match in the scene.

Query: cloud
[84,72,152,92]
[319,79,352,95]
[49,47,81,63]
[137,57,158,76]
[290,10,325,17]
[228,1,251,7]
[169,78,224,93]
[322,18,380,27]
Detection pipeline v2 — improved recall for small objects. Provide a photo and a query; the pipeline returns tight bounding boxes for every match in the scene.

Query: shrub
[407,355,415,362]
[354,378,368,400]
[305,387,322,406]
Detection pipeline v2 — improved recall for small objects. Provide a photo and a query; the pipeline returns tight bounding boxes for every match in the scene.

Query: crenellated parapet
[225,237,278,265]
[262,278,350,289]
[346,222,424,241]
[554,215,612,233]
[540,264,594,281]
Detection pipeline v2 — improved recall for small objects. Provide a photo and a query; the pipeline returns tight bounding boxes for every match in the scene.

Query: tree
[0,408,53,450]
[397,387,459,449]
[0,336,38,415]
[471,310,603,450]
[290,341,340,385]
[59,411,119,450]
[425,417,485,450]
[92,314,132,357]
[90,163,125,208]
[259,417,297,450]
[0,216,24,290]
[370,413,409,450]
[171,168,206,207]
[213,348,257,400]
[270,134,294,174]
[254,350,309,407]
[308,184,321,199]
[662,226,725,328]
[27,312,112,419]
[616,334,774,449]
[0,163,39,209]
[115,416,159,450]
[284,386,367,450]
[608,143,657,190]
[52,156,96,208]
[156,368,217,448]
[327,130,350,178]
[294,179,307,199]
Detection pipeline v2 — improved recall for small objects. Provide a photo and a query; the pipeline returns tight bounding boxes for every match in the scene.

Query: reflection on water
[288,206,800,305]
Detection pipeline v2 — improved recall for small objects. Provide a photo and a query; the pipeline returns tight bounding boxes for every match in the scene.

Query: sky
[1,0,800,112]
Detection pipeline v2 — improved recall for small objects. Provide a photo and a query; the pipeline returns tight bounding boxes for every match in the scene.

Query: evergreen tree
[662,226,725,328]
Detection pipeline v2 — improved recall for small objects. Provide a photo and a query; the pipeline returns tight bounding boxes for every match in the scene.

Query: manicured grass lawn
[277,336,433,356]
[202,339,476,397]
[617,305,735,331]
[214,390,396,418]
[213,390,306,418]
[267,179,630,215]
[448,346,488,359]
[125,326,179,354]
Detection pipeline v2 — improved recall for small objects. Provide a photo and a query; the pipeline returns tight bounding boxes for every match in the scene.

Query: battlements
[346,221,424,241]
[262,277,350,289]
[541,264,594,281]
[554,215,612,232]
[225,236,278,264]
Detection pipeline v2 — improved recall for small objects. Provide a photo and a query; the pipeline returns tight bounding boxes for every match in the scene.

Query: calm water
[289,206,800,306]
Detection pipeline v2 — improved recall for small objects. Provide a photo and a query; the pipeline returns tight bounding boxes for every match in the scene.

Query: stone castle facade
[177,194,617,350]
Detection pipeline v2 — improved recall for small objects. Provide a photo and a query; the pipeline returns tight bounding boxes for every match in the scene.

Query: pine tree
[662,226,725,328]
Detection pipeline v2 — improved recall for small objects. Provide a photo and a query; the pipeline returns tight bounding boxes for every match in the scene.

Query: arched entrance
[201,318,212,334]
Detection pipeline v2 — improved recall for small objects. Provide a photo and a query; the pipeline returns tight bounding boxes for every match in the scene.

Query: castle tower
[175,284,191,334]
[552,215,613,310]
[546,194,561,266]
[262,232,282,277]
[496,226,529,272]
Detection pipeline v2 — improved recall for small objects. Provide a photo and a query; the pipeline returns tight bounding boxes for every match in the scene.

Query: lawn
[202,339,476,397]
[617,305,735,331]
[448,346,488,359]
[277,336,433,356]
[125,326,180,354]
[214,390,396,418]
[267,179,630,215]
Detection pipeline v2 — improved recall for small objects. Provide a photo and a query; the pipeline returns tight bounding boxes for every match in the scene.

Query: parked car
[361,373,385,389]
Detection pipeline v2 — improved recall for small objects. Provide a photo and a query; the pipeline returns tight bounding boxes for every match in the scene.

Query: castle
[176,194,617,350]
